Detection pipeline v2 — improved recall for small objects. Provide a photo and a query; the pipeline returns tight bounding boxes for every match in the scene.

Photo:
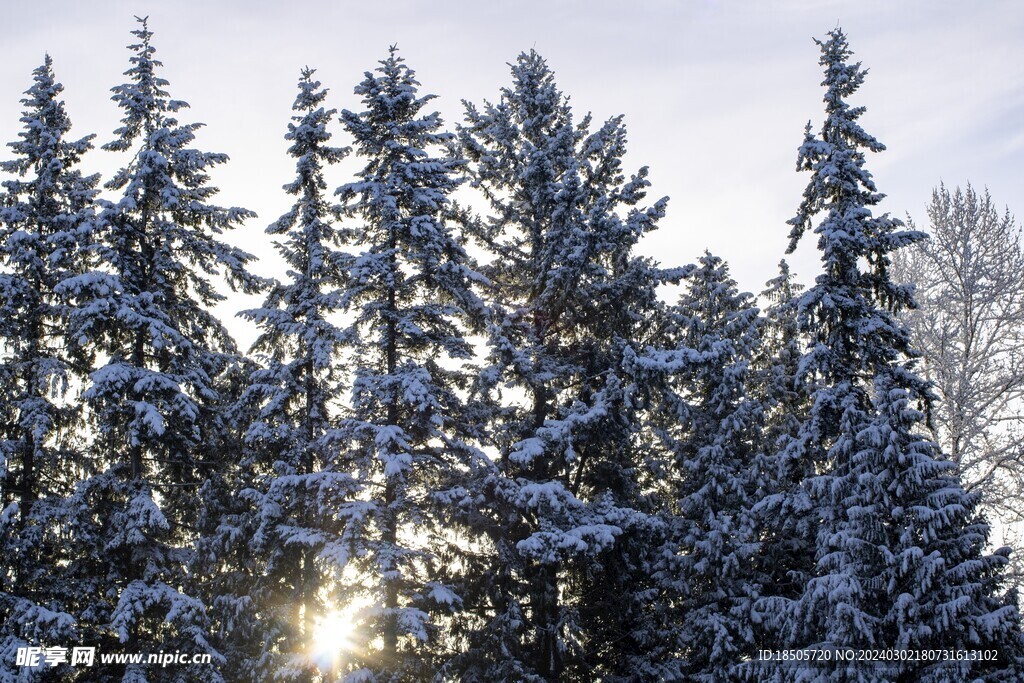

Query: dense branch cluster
[0,20,1021,683]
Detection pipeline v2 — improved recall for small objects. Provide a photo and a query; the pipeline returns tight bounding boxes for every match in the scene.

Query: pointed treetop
[785,27,889,254]
[2,55,95,185]
[131,15,153,47]
[294,66,330,111]
[105,16,189,154]
[12,55,69,138]
[22,54,60,110]
[763,259,801,300]
[126,14,161,78]
[274,66,348,214]
[509,50,555,96]
[29,52,59,99]
[505,50,568,129]
[351,44,428,116]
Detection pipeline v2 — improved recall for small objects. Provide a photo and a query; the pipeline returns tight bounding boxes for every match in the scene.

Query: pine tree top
[104,16,190,155]
[786,28,891,257]
[3,55,93,171]
[1,56,97,204]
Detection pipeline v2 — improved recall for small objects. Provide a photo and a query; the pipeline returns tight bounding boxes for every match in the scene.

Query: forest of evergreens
[1,18,1022,683]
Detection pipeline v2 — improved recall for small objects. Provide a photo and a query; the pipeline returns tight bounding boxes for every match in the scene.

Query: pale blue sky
[2,0,1022,344]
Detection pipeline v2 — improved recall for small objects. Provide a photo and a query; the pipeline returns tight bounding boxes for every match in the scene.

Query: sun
[310,609,356,671]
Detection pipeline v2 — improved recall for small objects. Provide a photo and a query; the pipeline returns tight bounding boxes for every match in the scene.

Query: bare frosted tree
[894,183,1024,573]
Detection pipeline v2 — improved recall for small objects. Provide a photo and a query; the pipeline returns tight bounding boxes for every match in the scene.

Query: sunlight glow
[310,609,356,672]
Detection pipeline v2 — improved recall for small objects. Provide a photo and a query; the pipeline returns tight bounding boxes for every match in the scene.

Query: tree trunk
[382,228,400,669]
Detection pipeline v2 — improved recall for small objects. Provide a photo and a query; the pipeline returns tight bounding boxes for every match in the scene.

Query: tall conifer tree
[333,47,487,680]
[623,253,766,680]
[755,260,805,457]
[456,50,674,681]
[751,259,812,650]
[758,28,1024,682]
[663,253,764,680]
[0,55,98,680]
[205,68,352,683]
[57,18,261,681]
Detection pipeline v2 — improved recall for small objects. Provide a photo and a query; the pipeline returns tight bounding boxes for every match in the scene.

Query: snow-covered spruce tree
[190,354,266,682]
[333,47,488,680]
[755,28,1023,682]
[748,259,813,652]
[216,68,353,682]
[56,18,262,681]
[624,252,765,681]
[755,260,805,458]
[0,55,98,681]
[665,253,764,681]
[455,50,675,681]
